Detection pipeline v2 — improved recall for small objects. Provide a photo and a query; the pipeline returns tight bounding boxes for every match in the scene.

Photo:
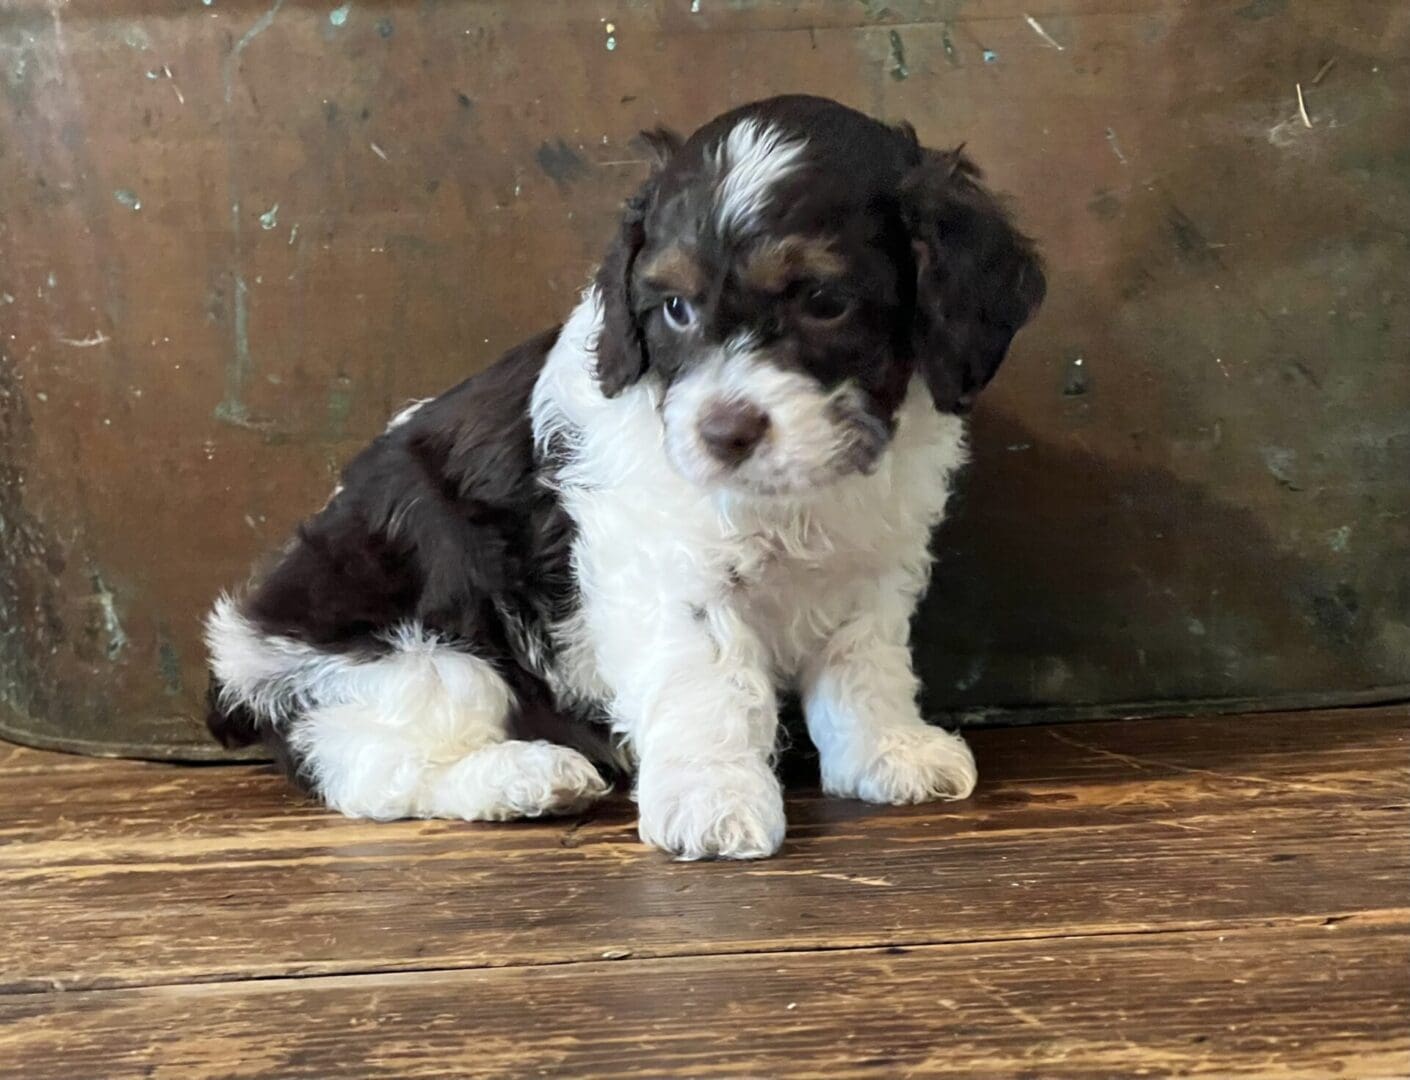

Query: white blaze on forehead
[711,119,808,239]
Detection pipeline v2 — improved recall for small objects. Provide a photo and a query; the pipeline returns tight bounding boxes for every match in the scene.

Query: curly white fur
[532,290,972,859]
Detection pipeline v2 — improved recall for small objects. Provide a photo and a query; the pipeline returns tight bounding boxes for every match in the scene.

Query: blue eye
[663,295,696,331]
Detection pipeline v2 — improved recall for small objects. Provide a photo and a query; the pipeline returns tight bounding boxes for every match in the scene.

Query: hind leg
[209,609,608,821]
[289,691,609,821]
[290,704,608,821]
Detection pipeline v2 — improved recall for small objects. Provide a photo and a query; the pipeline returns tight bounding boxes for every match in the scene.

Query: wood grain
[1,921,1405,1079]
[0,708,1404,994]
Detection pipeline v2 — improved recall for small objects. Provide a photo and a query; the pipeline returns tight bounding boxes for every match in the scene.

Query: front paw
[636,756,786,860]
[822,724,977,805]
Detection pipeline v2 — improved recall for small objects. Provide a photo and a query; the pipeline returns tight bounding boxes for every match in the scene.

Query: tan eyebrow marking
[740,236,847,294]
[638,246,706,298]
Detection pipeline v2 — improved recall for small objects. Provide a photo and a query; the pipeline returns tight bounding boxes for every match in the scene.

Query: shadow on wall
[916,407,1404,723]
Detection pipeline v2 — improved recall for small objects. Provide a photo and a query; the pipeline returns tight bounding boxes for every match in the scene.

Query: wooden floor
[0,706,1405,1079]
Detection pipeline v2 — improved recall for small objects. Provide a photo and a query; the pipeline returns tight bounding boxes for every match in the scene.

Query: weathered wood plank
[0,709,1404,992]
[1,920,1405,1079]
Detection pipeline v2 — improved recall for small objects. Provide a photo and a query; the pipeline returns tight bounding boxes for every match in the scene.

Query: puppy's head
[593,95,1045,497]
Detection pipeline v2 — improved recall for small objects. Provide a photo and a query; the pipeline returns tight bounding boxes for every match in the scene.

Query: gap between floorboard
[6,908,1404,1000]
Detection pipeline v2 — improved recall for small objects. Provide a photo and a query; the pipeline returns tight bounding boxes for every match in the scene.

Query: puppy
[205,95,1044,860]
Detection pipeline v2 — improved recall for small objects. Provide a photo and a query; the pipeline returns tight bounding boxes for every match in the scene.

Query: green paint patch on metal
[1235,0,1286,19]
[326,375,355,440]
[941,26,959,67]
[157,637,184,696]
[888,31,909,81]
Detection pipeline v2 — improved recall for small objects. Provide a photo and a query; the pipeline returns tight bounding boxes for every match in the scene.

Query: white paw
[436,740,610,821]
[821,725,977,805]
[636,756,786,860]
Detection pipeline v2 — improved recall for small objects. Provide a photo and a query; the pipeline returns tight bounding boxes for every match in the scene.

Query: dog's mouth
[663,385,892,498]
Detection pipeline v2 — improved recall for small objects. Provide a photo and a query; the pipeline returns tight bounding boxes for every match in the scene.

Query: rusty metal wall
[1,0,1406,758]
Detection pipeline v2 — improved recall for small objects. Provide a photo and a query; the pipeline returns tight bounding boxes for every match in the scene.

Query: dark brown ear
[899,147,1045,413]
[591,127,682,398]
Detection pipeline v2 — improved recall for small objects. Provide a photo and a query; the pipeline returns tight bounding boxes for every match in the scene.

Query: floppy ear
[899,146,1046,413]
[592,127,682,398]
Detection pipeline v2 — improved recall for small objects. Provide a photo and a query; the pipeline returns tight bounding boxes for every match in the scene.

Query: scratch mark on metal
[1024,14,1064,50]
[145,63,184,104]
[369,141,389,161]
[225,0,286,101]
[1105,127,1128,164]
[214,273,259,428]
[55,331,111,348]
[218,0,286,428]
[90,571,128,661]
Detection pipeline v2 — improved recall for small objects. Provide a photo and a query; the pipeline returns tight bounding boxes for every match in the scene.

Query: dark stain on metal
[1284,360,1323,391]
[920,412,1393,723]
[376,16,394,39]
[456,91,472,109]
[1303,584,1361,647]
[1062,357,1090,397]
[535,139,588,188]
[0,358,67,734]
[1087,190,1121,221]
[1168,205,1223,267]
[1235,0,1287,19]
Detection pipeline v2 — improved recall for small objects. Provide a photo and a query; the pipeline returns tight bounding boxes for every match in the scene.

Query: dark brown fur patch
[639,245,707,299]
[740,236,847,294]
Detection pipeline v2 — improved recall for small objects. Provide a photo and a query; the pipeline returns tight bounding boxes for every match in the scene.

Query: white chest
[531,293,968,701]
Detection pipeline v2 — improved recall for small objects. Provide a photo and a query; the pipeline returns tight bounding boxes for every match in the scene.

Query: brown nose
[699,400,770,466]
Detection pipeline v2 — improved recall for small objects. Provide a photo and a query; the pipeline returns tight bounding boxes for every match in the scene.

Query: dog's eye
[799,287,851,323]
[662,296,696,331]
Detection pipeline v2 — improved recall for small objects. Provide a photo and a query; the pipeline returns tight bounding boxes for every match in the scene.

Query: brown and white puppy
[205,95,1044,860]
